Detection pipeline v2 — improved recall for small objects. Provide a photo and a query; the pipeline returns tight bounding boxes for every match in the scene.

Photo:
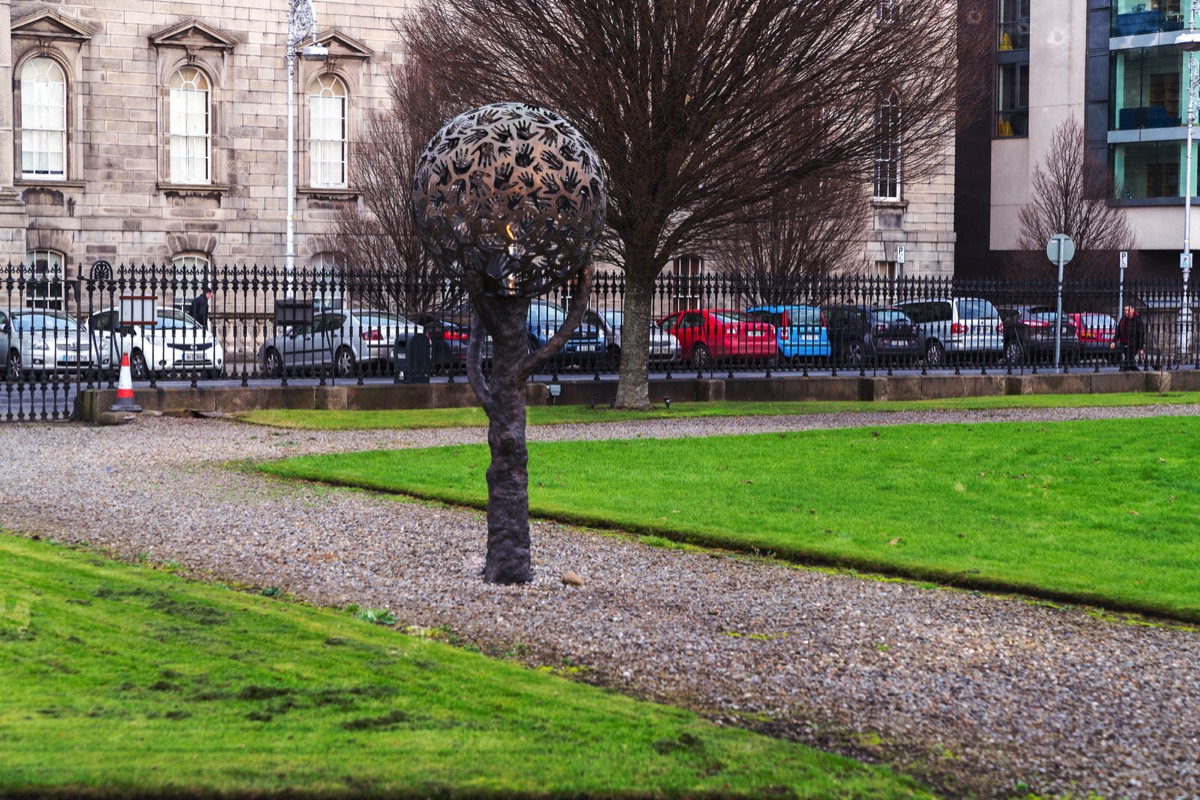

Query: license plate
[576,344,596,352]
[748,331,762,337]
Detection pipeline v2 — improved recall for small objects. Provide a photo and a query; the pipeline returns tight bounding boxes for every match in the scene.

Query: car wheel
[1004,340,1024,367]
[844,341,865,368]
[691,343,712,371]
[5,349,21,381]
[334,346,356,378]
[129,350,150,381]
[263,348,283,378]
[924,340,945,369]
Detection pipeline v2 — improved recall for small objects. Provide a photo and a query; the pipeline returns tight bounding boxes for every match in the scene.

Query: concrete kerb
[74,370,1198,423]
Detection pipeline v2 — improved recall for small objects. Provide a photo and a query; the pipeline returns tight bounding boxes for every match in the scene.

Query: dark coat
[1114,312,1144,351]
[189,293,210,326]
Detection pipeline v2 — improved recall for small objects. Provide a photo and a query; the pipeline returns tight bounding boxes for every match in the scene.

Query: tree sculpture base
[477,299,534,584]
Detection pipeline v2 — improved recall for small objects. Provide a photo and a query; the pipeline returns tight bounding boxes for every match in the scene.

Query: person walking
[1112,304,1144,371]
[189,286,213,327]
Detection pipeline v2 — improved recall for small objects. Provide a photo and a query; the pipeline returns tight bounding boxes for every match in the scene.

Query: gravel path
[2,405,1199,799]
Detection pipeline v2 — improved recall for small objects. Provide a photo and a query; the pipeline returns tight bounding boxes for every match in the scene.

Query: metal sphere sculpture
[411,103,606,298]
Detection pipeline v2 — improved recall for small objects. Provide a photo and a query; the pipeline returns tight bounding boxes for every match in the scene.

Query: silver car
[259,308,422,377]
[895,297,1005,368]
[3,309,110,379]
[601,310,681,367]
[88,306,225,379]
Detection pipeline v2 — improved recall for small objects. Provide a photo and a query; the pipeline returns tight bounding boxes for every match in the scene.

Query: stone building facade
[2,0,410,302]
[1,0,957,304]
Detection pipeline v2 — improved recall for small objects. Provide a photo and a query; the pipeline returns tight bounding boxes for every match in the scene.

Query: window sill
[872,199,908,209]
[299,186,358,200]
[16,178,85,189]
[157,182,230,196]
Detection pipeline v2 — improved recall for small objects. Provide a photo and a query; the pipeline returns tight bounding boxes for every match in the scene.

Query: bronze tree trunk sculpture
[412,103,606,583]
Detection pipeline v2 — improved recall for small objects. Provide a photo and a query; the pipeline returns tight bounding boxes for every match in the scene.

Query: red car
[1068,312,1118,362]
[658,309,777,369]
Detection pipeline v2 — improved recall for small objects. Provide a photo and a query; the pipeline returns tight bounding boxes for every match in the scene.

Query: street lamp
[285,0,328,295]
[1176,19,1200,361]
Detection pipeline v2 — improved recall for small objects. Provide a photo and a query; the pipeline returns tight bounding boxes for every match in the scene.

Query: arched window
[172,253,211,307]
[23,250,66,309]
[309,75,348,188]
[21,58,67,179]
[170,67,211,184]
[874,91,902,201]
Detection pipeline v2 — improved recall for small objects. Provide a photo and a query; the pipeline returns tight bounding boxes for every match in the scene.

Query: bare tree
[403,0,969,408]
[322,62,460,312]
[1012,117,1138,280]
[711,175,871,307]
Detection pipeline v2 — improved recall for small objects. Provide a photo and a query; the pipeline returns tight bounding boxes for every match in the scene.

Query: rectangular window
[1110,47,1183,130]
[1110,141,1192,199]
[998,0,1030,50]
[21,59,67,179]
[670,255,703,312]
[311,93,347,187]
[169,69,211,184]
[996,62,1029,137]
[874,95,902,200]
[1112,0,1185,37]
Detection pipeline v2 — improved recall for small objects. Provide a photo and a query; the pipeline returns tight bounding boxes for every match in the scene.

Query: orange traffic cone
[109,351,142,413]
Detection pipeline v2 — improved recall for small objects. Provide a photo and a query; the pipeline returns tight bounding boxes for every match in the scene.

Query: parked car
[744,305,830,365]
[657,309,777,369]
[895,297,1005,368]
[600,310,681,368]
[444,300,611,369]
[408,311,469,368]
[822,305,923,367]
[1068,312,1119,362]
[3,309,110,379]
[997,305,1081,365]
[259,308,423,377]
[87,306,225,380]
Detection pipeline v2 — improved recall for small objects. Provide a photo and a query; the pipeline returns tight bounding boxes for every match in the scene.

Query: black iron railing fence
[1,262,1195,418]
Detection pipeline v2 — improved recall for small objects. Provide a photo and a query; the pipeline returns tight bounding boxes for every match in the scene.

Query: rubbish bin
[394,332,431,384]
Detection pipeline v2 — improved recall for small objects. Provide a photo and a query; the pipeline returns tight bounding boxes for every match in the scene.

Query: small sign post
[1046,234,1075,369]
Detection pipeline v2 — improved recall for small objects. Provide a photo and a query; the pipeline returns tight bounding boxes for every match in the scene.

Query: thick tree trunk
[613,268,656,410]
[476,298,533,584]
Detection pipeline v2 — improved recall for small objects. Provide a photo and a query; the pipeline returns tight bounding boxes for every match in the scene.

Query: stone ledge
[74,369,1200,422]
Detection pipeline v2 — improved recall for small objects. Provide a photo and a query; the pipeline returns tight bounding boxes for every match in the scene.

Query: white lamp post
[1176,18,1200,362]
[286,0,328,295]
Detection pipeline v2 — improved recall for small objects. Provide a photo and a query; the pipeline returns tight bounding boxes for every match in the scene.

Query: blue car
[745,305,830,364]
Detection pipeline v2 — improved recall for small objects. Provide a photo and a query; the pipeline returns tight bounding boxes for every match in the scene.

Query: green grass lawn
[234,391,1200,431]
[0,533,932,799]
[259,416,1200,622]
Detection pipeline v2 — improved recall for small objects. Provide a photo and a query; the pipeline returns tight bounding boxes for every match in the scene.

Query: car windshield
[157,309,201,330]
[529,304,567,325]
[958,299,999,320]
[354,312,409,329]
[789,307,822,326]
[12,313,81,334]
[1028,312,1061,324]
[873,310,908,324]
[1079,314,1115,328]
[603,312,623,329]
